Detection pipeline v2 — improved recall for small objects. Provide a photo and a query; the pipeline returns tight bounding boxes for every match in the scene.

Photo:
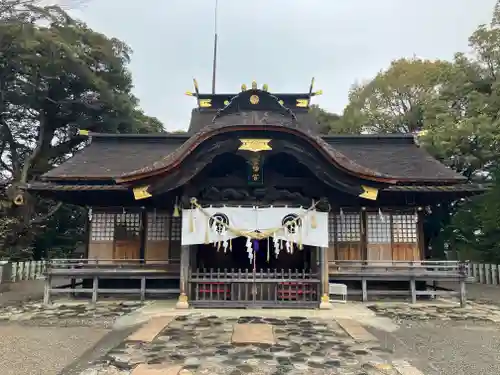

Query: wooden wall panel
[392,243,420,261]
[88,242,113,263]
[114,239,140,260]
[336,243,362,260]
[367,244,392,262]
[145,240,169,262]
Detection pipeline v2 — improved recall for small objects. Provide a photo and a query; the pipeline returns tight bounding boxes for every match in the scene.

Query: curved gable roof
[41,130,465,184]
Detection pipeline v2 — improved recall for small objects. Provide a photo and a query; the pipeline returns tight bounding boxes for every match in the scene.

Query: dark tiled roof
[28,182,127,191]
[41,128,466,183]
[42,137,186,180]
[324,135,465,182]
[187,108,323,134]
[383,184,487,192]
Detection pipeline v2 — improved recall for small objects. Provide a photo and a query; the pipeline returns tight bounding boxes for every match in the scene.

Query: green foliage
[341,58,454,134]
[335,0,500,261]
[0,0,164,259]
[309,105,361,134]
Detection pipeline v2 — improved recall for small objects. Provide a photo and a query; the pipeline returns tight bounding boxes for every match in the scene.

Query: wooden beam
[139,209,147,263]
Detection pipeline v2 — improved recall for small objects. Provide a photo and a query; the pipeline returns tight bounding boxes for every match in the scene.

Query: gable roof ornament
[184,78,323,117]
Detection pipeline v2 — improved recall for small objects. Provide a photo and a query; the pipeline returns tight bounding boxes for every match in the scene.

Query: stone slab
[335,318,378,342]
[232,323,275,345]
[392,360,425,375]
[127,316,175,342]
[131,364,183,375]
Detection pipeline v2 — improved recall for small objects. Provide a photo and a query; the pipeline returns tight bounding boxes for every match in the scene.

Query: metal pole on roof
[211,0,219,94]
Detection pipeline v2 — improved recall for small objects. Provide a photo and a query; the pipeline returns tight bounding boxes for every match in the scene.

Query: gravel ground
[438,281,500,306]
[0,324,109,375]
[369,317,500,375]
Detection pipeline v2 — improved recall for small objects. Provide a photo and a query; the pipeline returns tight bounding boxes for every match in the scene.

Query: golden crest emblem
[249,95,259,105]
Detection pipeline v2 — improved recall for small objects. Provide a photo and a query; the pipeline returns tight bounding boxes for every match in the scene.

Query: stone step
[232,323,275,345]
[131,364,183,375]
[127,316,175,342]
[335,318,378,342]
[392,360,426,375]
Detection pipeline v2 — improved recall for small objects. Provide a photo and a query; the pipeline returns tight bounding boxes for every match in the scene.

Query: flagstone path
[79,314,411,375]
[0,300,144,328]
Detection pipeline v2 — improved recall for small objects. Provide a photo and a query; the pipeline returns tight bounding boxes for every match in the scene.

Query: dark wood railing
[43,259,180,304]
[328,260,470,306]
[189,268,320,308]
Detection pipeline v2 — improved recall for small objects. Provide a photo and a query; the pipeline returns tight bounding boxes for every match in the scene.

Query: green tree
[0,1,163,259]
[419,4,500,179]
[342,58,453,134]
[309,105,361,134]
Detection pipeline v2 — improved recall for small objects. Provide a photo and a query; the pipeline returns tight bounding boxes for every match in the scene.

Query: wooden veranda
[43,258,471,307]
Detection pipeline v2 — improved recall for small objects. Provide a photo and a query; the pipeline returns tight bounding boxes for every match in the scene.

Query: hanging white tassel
[273,235,280,258]
[378,208,385,222]
[222,227,228,252]
[246,237,253,264]
[340,207,345,221]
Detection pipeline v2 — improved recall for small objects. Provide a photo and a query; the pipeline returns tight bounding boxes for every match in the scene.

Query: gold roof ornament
[133,185,152,200]
[199,99,212,108]
[238,139,272,152]
[296,99,309,107]
[249,95,259,105]
[262,83,269,92]
[251,80,257,89]
[359,185,379,200]
[241,83,247,91]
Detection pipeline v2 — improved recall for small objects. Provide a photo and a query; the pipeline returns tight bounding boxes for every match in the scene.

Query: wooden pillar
[319,246,333,309]
[417,210,425,260]
[139,210,147,264]
[459,279,466,307]
[360,208,368,263]
[84,208,91,258]
[176,245,190,309]
[43,275,51,306]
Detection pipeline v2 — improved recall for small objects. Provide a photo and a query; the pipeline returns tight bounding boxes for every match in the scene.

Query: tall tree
[343,58,453,134]
[419,3,500,179]
[0,1,163,258]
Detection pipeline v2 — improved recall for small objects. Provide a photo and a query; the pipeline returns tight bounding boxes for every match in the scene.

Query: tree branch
[30,201,62,224]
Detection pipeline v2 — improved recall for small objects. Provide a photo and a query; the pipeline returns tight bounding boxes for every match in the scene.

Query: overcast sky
[69,0,497,131]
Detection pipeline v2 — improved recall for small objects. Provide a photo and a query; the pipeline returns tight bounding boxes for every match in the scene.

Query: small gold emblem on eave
[359,185,378,200]
[133,185,152,200]
[238,139,272,152]
[249,95,259,105]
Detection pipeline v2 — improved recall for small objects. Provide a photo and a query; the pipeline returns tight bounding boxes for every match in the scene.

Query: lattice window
[335,213,361,242]
[114,213,141,240]
[147,213,168,240]
[328,214,335,244]
[392,214,418,243]
[366,212,391,243]
[146,213,181,241]
[170,217,181,241]
[90,213,115,241]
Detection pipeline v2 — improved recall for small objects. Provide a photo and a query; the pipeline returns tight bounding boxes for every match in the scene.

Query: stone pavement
[80,314,405,375]
[4,297,500,375]
[0,300,143,328]
[367,299,500,324]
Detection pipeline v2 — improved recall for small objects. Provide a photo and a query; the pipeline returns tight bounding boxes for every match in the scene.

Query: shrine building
[28,80,482,308]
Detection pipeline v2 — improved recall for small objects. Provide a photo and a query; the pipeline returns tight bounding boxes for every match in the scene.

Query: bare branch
[30,201,62,224]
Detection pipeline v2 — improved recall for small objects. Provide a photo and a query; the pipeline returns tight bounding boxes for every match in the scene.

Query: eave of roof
[40,129,466,185]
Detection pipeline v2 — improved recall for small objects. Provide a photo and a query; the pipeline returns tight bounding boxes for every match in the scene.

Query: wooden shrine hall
[29,80,483,308]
